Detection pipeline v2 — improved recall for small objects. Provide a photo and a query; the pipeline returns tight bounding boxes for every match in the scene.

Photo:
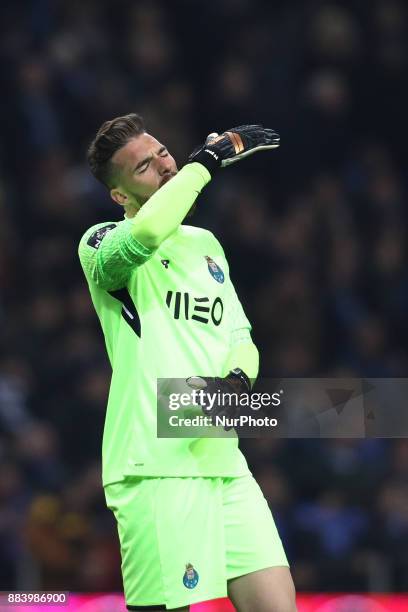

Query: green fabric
[224,341,259,382]
[78,165,258,485]
[105,474,288,609]
[78,219,154,291]
[132,162,211,247]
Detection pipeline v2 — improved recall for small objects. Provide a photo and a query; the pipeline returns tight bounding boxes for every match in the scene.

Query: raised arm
[78,162,210,290]
[79,124,280,291]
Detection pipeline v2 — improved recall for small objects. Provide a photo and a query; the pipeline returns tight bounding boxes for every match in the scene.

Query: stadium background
[0,0,407,604]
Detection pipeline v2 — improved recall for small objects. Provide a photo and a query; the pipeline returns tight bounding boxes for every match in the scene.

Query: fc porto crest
[183,563,199,589]
[205,256,224,283]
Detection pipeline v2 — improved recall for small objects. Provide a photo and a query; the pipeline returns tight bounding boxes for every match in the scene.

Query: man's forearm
[224,341,259,386]
[131,163,211,249]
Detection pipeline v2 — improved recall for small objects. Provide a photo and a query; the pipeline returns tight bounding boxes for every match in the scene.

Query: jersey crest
[205,256,224,283]
[183,563,199,589]
[87,224,117,249]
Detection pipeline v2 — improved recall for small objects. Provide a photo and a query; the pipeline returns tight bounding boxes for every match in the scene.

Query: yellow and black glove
[188,125,280,174]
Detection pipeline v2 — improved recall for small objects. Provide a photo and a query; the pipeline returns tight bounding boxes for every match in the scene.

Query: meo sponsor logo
[166,291,223,326]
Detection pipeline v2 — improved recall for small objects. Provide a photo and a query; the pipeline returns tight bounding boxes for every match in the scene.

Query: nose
[157,157,172,175]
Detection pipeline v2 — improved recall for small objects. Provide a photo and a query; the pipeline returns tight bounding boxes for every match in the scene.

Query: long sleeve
[208,234,259,383]
[78,163,211,291]
[78,220,155,291]
[224,341,259,384]
[132,162,210,248]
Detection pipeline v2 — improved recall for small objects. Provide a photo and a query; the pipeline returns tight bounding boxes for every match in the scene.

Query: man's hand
[188,125,280,174]
[186,368,251,431]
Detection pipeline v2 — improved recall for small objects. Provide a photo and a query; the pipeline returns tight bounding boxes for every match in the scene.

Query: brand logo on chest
[166,291,223,326]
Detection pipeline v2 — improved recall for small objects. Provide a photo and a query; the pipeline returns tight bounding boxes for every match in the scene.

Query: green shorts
[104,473,288,610]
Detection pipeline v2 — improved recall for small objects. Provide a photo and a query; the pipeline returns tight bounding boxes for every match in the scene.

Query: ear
[110,188,128,207]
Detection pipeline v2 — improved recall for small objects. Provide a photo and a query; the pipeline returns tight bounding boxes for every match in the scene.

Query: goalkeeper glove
[188,125,280,174]
[186,368,251,431]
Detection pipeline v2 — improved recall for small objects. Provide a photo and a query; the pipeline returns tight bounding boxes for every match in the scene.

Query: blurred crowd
[0,0,407,595]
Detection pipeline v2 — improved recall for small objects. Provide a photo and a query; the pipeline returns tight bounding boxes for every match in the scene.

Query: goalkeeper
[79,114,296,612]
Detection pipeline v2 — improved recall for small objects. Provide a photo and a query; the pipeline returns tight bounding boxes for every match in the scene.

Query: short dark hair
[87,113,146,188]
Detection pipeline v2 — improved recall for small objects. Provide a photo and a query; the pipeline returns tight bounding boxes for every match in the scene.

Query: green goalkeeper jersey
[78,165,252,485]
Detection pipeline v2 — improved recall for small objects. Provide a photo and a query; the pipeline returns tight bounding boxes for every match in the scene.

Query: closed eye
[135,146,169,174]
[137,162,149,174]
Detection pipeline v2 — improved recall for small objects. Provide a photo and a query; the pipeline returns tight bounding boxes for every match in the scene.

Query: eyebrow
[133,146,167,172]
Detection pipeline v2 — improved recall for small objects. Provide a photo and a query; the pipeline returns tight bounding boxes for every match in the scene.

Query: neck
[124,202,140,219]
